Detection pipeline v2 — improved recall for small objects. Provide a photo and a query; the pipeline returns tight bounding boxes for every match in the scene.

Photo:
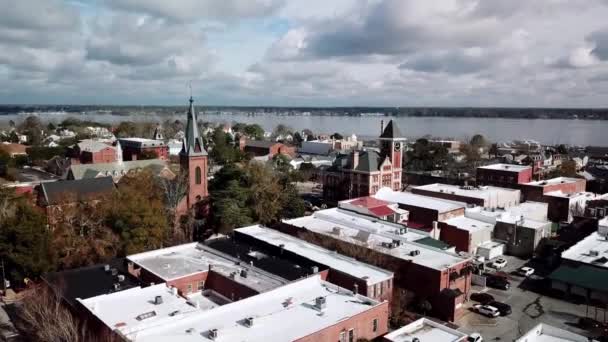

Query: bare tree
[159,172,189,243]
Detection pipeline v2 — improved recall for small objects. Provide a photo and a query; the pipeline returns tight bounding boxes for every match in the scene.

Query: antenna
[188,80,193,102]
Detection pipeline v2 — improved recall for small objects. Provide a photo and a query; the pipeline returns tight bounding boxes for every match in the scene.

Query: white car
[468,333,483,342]
[519,267,535,277]
[473,304,500,318]
[491,258,507,269]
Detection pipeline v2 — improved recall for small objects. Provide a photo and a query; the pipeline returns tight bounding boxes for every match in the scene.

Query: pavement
[456,254,604,341]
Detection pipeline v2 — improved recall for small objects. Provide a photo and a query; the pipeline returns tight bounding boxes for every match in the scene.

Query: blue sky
[2,0,608,107]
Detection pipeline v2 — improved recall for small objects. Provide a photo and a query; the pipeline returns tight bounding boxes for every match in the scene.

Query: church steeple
[180,96,207,157]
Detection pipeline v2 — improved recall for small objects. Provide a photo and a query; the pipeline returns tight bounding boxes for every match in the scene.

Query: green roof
[549,264,608,292]
[416,237,452,250]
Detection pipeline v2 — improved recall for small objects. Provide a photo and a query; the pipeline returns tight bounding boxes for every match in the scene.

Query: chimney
[353,283,358,295]
[154,295,163,305]
[352,150,359,170]
[380,120,384,135]
[315,296,327,310]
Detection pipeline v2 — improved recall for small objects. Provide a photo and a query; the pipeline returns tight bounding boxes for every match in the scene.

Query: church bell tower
[180,96,208,208]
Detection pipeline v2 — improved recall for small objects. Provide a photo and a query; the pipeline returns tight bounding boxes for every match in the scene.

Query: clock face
[394,142,401,151]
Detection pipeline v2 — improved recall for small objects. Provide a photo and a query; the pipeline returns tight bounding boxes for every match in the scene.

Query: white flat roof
[132,275,383,342]
[127,243,287,292]
[79,284,201,338]
[561,232,608,268]
[515,323,596,342]
[375,187,466,213]
[384,318,467,342]
[524,177,584,187]
[235,225,393,285]
[478,163,531,172]
[544,191,597,199]
[284,209,469,271]
[414,183,519,199]
[442,216,494,233]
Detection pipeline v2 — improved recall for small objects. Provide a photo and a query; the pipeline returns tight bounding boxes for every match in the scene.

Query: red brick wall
[295,301,389,342]
[204,270,259,301]
[477,168,532,187]
[269,144,296,158]
[326,269,393,304]
[546,196,571,222]
[167,272,209,296]
[411,188,485,207]
[181,154,209,208]
[521,179,586,202]
[438,222,471,253]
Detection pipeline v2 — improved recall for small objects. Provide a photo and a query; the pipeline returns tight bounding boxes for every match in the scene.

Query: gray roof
[379,120,403,139]
[41,177,114,205]
[332,150,384,173]
[77,139,115,153]
[180,97,207,157]
[245,140,280,149]
[68,159,168,180]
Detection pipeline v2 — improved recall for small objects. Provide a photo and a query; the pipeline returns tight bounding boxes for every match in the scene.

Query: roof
[77,139,115,153]
[384,318,468,342]
[330,150,385,173]
[298,141,332,155]
[414,183,520,199]
[477,163,531,172]
[544,191,599,200]
[68,159,168,180]
[127,243,287,293]
[524,177,585,187]
[549,264,608,293]
[79,284,201,337]
[130,275,384,342]
[235,225,393,285]
[0,143,27,154]
[118,138,165,147]
[284,208,469,271]
[561,231,608,268]
[516,323,597,342]
[380,120,404,139]
[375,187,466,213]
[40,177,114,205]
[368,205,397,217]
[244,140,280,149]
[347,196,393,209]
[42,259,140,308]
[180,97,207,157]
[416,237,452,250]
[442,216,494,233]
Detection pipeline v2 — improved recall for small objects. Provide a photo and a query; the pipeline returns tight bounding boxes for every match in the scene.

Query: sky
[2,0,608,107]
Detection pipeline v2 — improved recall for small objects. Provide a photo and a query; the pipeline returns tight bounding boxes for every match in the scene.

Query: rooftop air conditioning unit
[111,268,118,276]
[113,283,120,291]
[240,269,248,278]
[208,329,218,340]
[244,317,254,327]
[590,250,599,257]
[154,295,163,305]
[409,250,420,257]
[315,296,327,310]
[117,274,125,282]
[311,266,319,273]
[104,264,111,272]
[392,239,401,246]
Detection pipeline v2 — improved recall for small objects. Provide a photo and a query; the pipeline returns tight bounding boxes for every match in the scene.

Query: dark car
[579,317,606,330]
[488,301,512,316]
[486,276,510,290]
[470,292,494,304]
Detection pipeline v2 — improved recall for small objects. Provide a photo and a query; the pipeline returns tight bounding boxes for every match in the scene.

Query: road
[456,255,602,341]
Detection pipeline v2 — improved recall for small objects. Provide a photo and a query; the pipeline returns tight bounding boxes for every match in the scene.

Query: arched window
[195,166,202,185]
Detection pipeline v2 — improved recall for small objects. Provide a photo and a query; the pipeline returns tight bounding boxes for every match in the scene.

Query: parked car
[518,267,535,277]
[486,275,511,290]
[473,304,500,318]
[487,301,512,316]
[467,333,483,342]
[491,258,508,269]
[579,317,606,330]
[470,292,494,304]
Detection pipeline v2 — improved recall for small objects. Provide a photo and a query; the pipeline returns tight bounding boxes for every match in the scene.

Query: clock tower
[379,120,405,169]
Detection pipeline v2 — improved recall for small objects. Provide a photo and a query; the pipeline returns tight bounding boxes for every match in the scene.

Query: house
[279,208,472,322]
[67,159,173,182]
[438,216,494,254]
[521,177,587,202]
[118,138,169,161]
[543,191,608,222]
[68,139,117,164]
[476,164,533,188]
[322,120,405,202]
[412,183,521,209]
[241,140,296,158]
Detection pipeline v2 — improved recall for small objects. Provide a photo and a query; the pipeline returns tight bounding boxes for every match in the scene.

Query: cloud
[398,48,492,74]
[589,28,608,60]
[104,0,285,22]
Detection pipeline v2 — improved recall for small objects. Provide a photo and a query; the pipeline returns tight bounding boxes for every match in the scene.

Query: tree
[273,124,292,138]
[293,132,304,146]
[459,143,481,164]
[209,127,243,165]
[557,160,578,177]
[114,121,138,138]
[243,124,265,140]
[470,134,487,149]
[47,122,56,131]
[0,200,55,282]
[302,129,314,140]
[556,144,569,155]
[19,115,43,145]
[331,132,343,140]
[138,149,158,160]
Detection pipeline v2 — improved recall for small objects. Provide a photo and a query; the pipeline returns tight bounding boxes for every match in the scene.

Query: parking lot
[456,255,604,340]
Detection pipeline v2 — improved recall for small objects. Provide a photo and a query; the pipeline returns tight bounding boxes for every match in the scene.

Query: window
[339,331,346,342]
[186,284,193,294]
[195,166,202,184]
[372,318,378,332]
[348,329,354,342]
[197,281,205,291]
[380,282,383,296]
[371,285,376,297]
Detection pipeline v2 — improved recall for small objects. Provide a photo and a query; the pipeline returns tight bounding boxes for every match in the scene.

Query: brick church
[176,96,209,218]
[322,120,405,202]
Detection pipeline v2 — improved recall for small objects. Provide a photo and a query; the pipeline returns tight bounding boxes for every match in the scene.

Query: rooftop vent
[315,296,327,311]
[154,295,163,305]
[208,329,218,340]
[169,310,180,317]
[244,317,254,327]
[311,266,319,274]
[409,250,421,257]
[113,283,120,291]
[117,274,125,282]
[104,264,110,272]
[136,311,157,321]
[590,250,600,257]
[111,268,118,276]
[240,269,248,278]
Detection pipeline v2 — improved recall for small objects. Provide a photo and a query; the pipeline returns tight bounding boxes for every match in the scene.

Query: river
[1,112,607,146]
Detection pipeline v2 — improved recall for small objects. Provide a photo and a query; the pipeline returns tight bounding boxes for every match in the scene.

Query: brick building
[118,138,169,161]
[241,140,296,158]
[476,163,533,188]
[544,191,608,222]
[374,187,466,230]
[438,216,494,254]
[322,120,404,202]
[279,208,472,322]
[520,177,587,202]
[68,139,117,164]
[339,196,409,224]
[412,183,521,209]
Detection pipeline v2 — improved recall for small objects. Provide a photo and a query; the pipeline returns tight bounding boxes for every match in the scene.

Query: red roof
[348,196,391,209]
[368,205,396,217]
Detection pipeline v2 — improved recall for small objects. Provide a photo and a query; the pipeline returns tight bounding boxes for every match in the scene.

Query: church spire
[181,96,207,156]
